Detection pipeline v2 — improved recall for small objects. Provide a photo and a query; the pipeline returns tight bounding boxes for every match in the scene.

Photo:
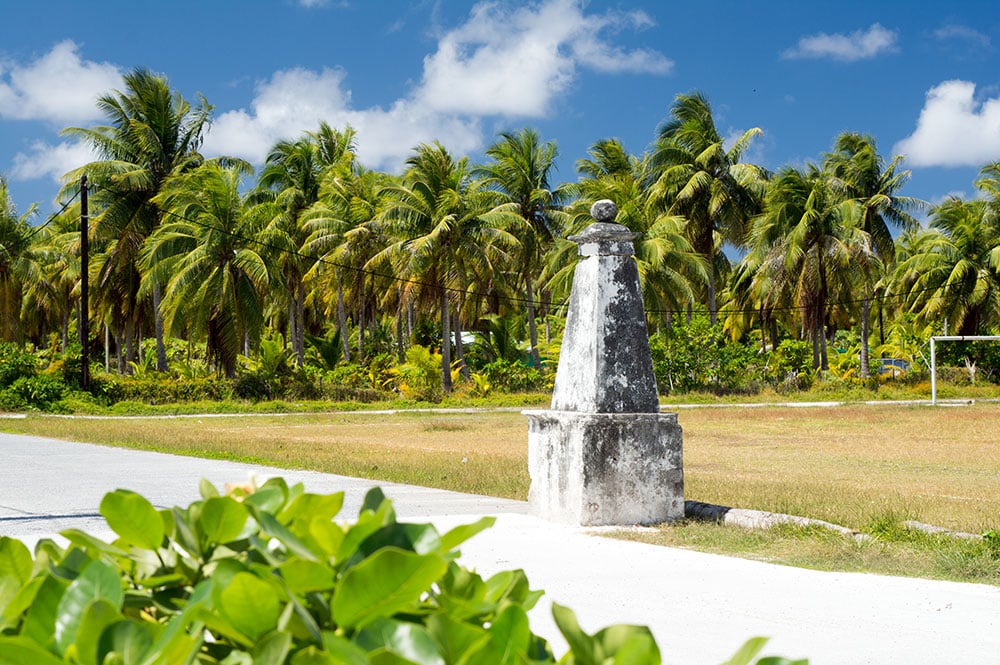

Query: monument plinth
[525,200,684,526]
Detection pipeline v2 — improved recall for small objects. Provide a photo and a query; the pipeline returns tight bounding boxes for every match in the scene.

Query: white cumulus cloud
[417,0,671,117]
[11,140,98,183]
[782,23,898,62]
[0,40,122,123]
[206,0,670,171]
[894,80,1000,168]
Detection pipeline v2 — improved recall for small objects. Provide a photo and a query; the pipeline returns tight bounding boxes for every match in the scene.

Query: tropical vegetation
[5,66,1000,410]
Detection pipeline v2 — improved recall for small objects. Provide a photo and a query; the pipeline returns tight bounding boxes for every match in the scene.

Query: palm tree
[303,163,389,363]
[253,123,355,366]
[747,165,863,369]
[475,128,567,367]
[825,132,922,377]
[0,176,37,343]
[545,139,705,325]
[892,197,1000,336]
[23,204,80,351]
[372,142,519,392]
[650,91,768,324]
[141,162,270,377]
[63,67,213,372]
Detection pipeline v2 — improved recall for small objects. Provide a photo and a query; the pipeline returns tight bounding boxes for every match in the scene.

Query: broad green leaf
[355,617,444,665]
[307,517,344,557]
[552,603,597,665]
[720,637,769,665]
[755,658,810,665]
[98,621,154,665]
[346,522,442,569]
[279,491,344,524]
[320,633,369,665]
[244,482,287,514]
[21,574,69,651]
[73,599,122,665]
[55,559,124,655]
[277,559,336,594]
[438,516,495,553]
[171,505,202,559]
[199,496,249,545]
[251,631,292,665]
[199,477,220,499]
[594,624,660,663]
[484,604,533,665]
[0,537,32,610]
[0,636,65,665]
[100,490,165,550]
[335,500,396,564]
[252,509,320,561]
[290,646,339,665]
[332,548,448,630]
[218,572,282,641]
[360,487,389,515]
[59,529,128,560]
[426,613,489,664]
[1,575,44,629]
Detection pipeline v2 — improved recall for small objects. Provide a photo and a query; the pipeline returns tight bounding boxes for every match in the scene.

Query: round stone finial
[590,199,618,223]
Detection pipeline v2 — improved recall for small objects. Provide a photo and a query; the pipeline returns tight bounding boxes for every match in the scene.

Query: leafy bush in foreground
[0,480,801,664]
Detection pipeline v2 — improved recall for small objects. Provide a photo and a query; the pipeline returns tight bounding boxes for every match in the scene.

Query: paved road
[1,432,998,665]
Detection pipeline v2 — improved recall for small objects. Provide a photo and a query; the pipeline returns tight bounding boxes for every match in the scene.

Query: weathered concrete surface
[526,411,683,525]
[549,221,659,414]
[527,200,683,526]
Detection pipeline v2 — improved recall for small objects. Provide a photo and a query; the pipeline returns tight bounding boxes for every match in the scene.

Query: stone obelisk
[524,200,684,526]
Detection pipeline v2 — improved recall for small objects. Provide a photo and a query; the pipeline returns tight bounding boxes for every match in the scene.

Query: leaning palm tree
[825,132,923,377]
[141,162,270,377]
[62,67,213,372]
[372,142,519,392]
[649,91,768,324]
[0,176,38,343]
[475,128,567,367]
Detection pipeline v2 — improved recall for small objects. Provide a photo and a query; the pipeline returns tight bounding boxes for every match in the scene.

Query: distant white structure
[524,200,684,526]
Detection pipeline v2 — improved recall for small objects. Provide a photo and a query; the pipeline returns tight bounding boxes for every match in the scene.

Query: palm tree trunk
[357,278,366,362]
[525,276,541,368]
[295,279,306,367]
[440,286,452,393]
[153,282,168,372]
[336,270,350,362]
[860,295,871,378]
[396,298,405,364]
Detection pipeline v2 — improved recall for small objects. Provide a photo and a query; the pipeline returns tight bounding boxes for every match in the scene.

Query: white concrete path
[1,433,997,665]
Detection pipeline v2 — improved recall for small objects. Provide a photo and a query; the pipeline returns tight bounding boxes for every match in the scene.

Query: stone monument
[524,200,684,526]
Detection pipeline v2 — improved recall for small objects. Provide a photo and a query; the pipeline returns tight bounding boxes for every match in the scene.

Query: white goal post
[929,335,1000,405]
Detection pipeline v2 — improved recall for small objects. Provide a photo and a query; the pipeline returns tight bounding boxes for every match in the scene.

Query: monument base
[524,410,684,526]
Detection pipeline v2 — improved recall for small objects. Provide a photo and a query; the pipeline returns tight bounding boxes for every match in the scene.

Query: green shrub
[0,374,67,412]
[0,342,38,389]
[114,376,234,404]
[481,358,544,392]
[0,480,800,664]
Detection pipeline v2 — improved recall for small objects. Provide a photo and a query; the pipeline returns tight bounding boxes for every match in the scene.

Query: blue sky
[2,0,999,218]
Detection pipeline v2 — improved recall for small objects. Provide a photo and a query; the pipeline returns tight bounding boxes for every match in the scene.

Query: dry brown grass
[3,403,999,532]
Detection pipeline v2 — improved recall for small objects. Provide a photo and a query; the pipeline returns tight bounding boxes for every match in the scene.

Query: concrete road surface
[1,432,998,665]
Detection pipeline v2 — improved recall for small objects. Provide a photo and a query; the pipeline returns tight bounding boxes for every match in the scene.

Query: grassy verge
[3,402,998,584]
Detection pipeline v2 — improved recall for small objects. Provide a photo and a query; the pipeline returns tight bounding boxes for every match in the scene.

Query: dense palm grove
[2,68,1000,409]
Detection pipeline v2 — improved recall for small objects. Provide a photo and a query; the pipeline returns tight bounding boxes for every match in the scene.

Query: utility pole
[80,175,90,391]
